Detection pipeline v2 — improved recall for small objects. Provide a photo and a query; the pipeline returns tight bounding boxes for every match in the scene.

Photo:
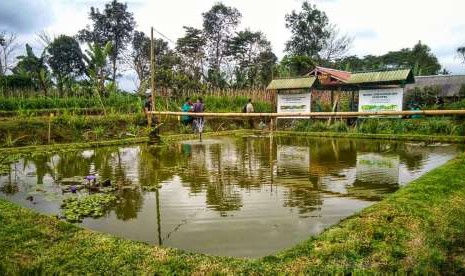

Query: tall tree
[77,0,135,82]
[176,26,206,83]
[0,31,20,75]
[202,3,241,86]
[227,29,274,87]
[320,25,353,64]
[409,41,441,75]
[47,35,86,95]
[128,31,151,91]
[284,2,330,60]
[382,41,441,75]
[255,50,277,87]
[13,44,50,95]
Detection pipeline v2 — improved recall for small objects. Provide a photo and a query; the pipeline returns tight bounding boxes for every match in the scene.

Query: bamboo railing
[150,110,465,118]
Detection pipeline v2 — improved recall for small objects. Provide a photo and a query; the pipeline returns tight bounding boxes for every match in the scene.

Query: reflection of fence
[151,110,465,118]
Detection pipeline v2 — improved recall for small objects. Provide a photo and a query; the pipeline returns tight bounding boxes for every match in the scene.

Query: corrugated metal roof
[347,69,413,84]
[307,66,351,82]
[266,77,317,90]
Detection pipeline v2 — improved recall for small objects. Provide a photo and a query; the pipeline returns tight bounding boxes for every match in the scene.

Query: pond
[0,136,460,257]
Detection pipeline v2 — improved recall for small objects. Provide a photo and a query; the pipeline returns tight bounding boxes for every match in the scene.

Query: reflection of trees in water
[32,154,55,185]
[185,143,245,214]
[282,185,322,216]
[0,171,19,195]
[205,181,243,216]
[25,147,146,220]
[397,144,426,171]
[114,188,143,220]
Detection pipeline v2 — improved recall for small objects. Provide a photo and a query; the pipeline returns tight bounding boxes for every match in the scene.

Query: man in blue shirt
[181,97,193,125]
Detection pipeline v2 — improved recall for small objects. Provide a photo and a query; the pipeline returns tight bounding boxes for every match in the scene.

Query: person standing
[246,98,254,128]
[181,97,193,125]
[144,94,153,127]
[192,97,205,134]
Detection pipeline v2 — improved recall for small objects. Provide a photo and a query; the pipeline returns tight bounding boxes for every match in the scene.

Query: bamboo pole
[150,110,465,118]
[150,27,155,112]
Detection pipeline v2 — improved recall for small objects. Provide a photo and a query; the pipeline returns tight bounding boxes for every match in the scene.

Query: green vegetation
[61,194,117,223]
[0,93,141,112]
[291,117,465,136]
[1,154,465,273]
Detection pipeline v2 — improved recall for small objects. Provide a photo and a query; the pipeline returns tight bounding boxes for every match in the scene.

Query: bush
[405,86,441,108]
[0,75,34,90]
[330,121,348,132]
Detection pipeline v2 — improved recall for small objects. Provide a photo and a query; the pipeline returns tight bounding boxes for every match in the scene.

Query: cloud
[0,0,54,33]
[451,24,465,34]
[354,29,377,40]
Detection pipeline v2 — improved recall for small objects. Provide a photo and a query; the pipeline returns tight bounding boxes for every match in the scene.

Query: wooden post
[150,27,156,112]
[270,118,274,136]
[48,113,53,144]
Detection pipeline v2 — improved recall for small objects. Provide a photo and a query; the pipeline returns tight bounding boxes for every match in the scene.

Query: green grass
[1,152,465,273]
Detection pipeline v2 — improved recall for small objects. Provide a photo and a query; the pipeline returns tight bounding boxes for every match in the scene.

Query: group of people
[181,97,205,131]
[144,94,258,132]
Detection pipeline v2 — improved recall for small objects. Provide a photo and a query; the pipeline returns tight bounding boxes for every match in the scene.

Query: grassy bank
[0,113,465,148]
[0,114,254,147]
[1,153,465,274]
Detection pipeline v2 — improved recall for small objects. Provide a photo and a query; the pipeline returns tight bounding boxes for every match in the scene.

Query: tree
[409,41,441,75]
[457,46,465,65]
[202,3,241,86]
[280,55,315,77]
[227,29,274,88]
[0,31,20,75]
[255,50,278,87]
[176,26,206,83]
[320,25,353,64]
[47,35,86,95]
[128,31,151,91]
[284,2,330,60]
[14,44,50,95]
[84,42,113,97]
[78,0,135,82]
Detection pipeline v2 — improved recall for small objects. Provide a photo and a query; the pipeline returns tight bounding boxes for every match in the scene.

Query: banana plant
[84,42,113,97]
[84,42,113,115]
[14,44,51,95]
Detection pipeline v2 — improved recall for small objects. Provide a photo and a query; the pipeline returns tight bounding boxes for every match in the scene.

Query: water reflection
[0,137,460,257]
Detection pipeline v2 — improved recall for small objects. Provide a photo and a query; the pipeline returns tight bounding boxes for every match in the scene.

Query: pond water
[0,136,460,257]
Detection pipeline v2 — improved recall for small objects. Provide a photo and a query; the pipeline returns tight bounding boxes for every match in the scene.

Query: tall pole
[151,27,155,111]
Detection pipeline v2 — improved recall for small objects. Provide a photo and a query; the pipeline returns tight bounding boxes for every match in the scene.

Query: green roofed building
[266,67,415,114]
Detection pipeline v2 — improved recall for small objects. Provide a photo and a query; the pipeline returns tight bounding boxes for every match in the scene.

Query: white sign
[277,145,310,174]
[358,88,403,113]
[277,93,311,117]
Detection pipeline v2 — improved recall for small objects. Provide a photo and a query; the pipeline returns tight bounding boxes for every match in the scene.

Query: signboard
[277,92,311,118]
[358,88,403,113]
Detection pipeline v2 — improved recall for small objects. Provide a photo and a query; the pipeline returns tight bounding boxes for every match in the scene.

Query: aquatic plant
[61,194,117,223]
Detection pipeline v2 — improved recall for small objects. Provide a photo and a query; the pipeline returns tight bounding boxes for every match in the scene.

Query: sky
[1,0,464,91]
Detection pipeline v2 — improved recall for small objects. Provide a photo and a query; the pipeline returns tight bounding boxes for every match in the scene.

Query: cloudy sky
[1,0,464,90]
